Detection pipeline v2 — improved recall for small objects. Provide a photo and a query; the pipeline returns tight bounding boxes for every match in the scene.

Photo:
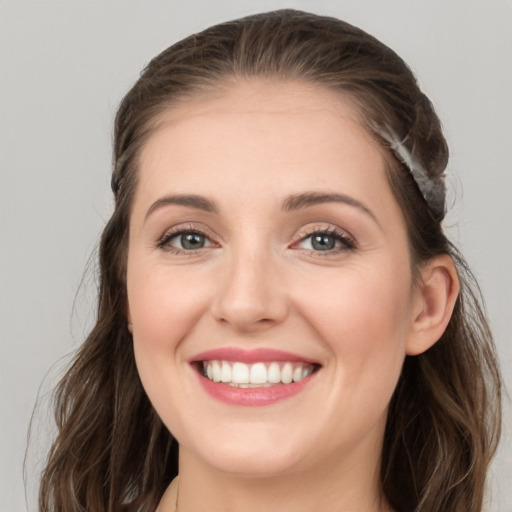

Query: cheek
[127,262,213,351]
[126,263,216,431]
[304,260,411,333]
[126,263,214,408]
[297,263,412,389]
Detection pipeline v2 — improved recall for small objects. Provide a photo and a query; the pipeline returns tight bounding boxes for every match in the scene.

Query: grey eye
[177,233,207,250]
[298,233,341,251]
[310,234,337,251]
[158,228,216,253]
[294,228,355,254]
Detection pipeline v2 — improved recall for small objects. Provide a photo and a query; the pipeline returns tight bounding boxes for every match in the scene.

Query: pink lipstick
[190,348,320,406]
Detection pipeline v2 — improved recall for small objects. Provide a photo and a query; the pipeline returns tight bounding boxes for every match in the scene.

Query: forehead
[146,79,371,146]
[134,79,398,219]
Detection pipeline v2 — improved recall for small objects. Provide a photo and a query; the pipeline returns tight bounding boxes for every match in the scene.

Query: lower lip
[197,372,316,406]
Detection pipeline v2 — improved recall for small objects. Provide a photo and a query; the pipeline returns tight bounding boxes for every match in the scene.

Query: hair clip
[374,125,445,220]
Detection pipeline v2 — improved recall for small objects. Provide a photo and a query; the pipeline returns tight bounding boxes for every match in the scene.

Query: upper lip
[189,347,320,364]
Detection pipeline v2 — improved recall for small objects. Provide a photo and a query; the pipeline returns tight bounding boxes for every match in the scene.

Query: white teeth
[221,361,232,383]
[202,360,316,386]
[232,362,249,384]
[212,361,222,382]
[281,362,293,384]
[250,362,267,384]
[268,362,281,383]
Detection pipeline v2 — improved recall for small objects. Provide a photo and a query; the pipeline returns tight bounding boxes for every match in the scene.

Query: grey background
[1,1,510,510]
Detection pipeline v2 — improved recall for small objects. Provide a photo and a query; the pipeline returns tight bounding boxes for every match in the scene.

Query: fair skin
[126,79,458,512]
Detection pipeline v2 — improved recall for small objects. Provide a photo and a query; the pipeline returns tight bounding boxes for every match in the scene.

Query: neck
[163,446,391,512]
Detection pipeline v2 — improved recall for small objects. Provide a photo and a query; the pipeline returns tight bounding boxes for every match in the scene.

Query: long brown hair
[39,10,501,512]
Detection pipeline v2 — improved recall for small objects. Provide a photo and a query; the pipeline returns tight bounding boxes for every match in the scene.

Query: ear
[126,299,133,334]
[406,254,460,356]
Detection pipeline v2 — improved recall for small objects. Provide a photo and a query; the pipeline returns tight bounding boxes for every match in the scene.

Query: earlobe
[406,254,460,356]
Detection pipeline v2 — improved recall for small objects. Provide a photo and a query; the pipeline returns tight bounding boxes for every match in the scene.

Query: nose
[211,246,289,332]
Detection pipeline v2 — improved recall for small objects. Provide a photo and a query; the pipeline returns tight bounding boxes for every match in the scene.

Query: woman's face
[126,80,422,477]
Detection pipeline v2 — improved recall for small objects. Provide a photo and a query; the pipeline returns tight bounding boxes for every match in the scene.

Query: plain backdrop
[1,1,511,510]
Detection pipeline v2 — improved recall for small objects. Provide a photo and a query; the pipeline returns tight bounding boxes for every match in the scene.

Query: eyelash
[293,226,356,255]
[156,225,213,255]
[156,225,357,255]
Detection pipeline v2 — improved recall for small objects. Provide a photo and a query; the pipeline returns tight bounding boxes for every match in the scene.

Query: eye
[157,229,214,252]
[303,233,339,251]
[295,228,356,253]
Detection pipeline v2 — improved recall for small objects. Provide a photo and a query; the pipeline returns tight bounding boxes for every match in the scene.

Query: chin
[207,450,305,478]
[180,426,311,478]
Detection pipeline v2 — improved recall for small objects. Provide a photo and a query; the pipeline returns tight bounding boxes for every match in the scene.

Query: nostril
[213,308,282,331]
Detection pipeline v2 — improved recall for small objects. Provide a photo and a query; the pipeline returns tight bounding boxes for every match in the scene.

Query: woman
[39,10,501,512]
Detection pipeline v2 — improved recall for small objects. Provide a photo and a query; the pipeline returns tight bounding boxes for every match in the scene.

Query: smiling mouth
[199,360,319,388]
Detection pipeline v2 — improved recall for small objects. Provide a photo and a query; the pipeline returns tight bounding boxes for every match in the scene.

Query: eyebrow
[145,191,378,225]
[282,192,378,224]
[145,194,218,221]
